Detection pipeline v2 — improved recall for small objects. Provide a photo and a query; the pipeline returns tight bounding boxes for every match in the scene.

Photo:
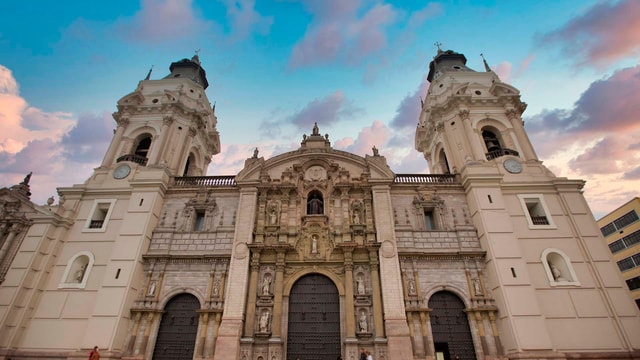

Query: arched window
[183,154,193,176]
[59,251,95,289]
[482,129,502,152]
[541,248,580,286]
[134,135,152,158]
[307,190,324,215]
[438,148,450,174]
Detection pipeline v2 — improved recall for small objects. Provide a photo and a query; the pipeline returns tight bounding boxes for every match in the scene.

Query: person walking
[366,350,373,360]
[89,346,100,360]
[360,348,367,360]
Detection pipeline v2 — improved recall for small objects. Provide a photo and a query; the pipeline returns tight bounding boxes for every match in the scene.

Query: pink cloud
[289,1,397,68]
[223,0,273,41]
[390,75,429,129]
[492,62,512,83]
[539,0,640,66]
[117,0,213,43]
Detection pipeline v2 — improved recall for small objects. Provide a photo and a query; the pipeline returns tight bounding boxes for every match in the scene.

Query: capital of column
[188,126,197,137]
[458,109,470,120]
[162,115,174,126]
[113,112,130,127]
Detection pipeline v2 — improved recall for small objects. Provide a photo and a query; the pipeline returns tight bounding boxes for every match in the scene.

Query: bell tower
[100,54,220,178]
[415,49,640,358]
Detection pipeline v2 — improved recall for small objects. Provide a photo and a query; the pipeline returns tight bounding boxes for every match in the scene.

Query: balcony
[117,154,148,166]
[531,216,550,225]
[394,174,457,184]
[174,176,237,187]
[485,148,519,160]
[88,220,104,229]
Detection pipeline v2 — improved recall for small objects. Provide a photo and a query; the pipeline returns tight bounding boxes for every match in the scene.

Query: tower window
[134,135,152,158]
[307,190,324,215]
[482,130,502,152]
[84,199,116,232]
[517,194,555,229]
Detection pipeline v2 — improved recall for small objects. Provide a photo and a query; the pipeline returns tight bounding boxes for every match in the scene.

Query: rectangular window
[608,230,640,254]
[617,257,636,272]
[194,211,205,231]
[424,210,435,230]
[83,199,116,232]
[626,276,640,291]
[601,210,639,237]
[518,194,555,229]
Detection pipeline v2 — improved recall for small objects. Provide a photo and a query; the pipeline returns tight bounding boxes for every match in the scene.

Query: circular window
[475,90,482,95]
[152,99,158,103]
[453,66,461,70]
[439,84,443,88]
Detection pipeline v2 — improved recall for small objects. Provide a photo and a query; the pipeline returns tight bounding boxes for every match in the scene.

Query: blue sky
[1,0,639,218]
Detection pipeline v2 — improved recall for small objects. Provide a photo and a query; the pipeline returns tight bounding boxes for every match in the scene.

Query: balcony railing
[394,174,457,184]
[89,220,104,229]
[174,176,237,187]
[531,216,550,225]
[117,154,148,166]
[485,148,519,160]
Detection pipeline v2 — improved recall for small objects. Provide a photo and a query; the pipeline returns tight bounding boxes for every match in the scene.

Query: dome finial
[480,53,492,72]
[434,41,443,55]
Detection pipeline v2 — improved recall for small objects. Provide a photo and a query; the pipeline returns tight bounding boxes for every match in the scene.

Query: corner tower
[101,54,220,178]
[415,49,640,359]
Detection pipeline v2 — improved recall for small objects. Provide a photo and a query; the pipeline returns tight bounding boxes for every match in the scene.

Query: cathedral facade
[0,50,639,360]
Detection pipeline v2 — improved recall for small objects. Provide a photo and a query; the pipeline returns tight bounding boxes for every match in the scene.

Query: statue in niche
[308,193,323,214]
[262,275,271,295]
[408,279,416,295]
[550,263,566,281]
[267,202,278,225]
[147,281,157,296]
[311,235,318,254]
[213,279,220,296]
[472,279,482,296]
[75,264,87,283]
[356,276,365,295]
[359,311,368,332]
[353,211,361,225]
[259,311,270,332]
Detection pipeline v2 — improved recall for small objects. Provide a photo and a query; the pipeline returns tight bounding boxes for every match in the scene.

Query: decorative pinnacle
[480,53,491,72]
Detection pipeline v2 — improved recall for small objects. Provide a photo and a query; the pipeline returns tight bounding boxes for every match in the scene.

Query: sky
[0,0,639,219]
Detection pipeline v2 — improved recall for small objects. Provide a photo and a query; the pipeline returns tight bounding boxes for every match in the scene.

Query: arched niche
[58,251,95,289]
[307,190,324,215]
[541,248,580,286]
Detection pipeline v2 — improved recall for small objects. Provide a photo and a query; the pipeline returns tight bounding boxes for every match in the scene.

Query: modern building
[597,197,640,310]
[0,50,639,360]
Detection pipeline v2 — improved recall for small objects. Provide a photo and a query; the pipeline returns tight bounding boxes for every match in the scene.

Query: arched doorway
[152,293,200,360]
[429,291,476,360]
[287,274,340,360]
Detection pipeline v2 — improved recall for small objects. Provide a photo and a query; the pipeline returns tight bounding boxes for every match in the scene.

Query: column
[126,312,142,355]
[148,115,173,166]
[197,312,209,357]
[243,252,261,337]
[369,250,384,338]
[488,312,503,355]
[101,115,128,167]
[0,223,22,264]
[138,312,157,355]
[419,311,432,356]
[506,109,538,160]
[213,188,257,360]
[459,109,485,161]
[271,250,286,338]
[475,311,489,355]
[343,250,356,338]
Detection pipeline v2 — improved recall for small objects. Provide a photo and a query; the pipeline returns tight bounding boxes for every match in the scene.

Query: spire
[144,65,153,80]
[480,53,492,72]
[212,101,216,114]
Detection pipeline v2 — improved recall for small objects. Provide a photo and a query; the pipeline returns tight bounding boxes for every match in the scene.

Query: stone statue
[259,311,270,332]
[252,148,259,158]
[372,146,379,156]
[268,205,278,225]
[353,211,361,225]
[312,122,319,135]
[308,195,323,214]
[21,172,32,185]
[75,264,87,283]
[472,279,482,295]
[213,279,220,296]
[148,281,157,296]
[359,311,368,332]
[550,263,566,281]
[311,235,318,254]
[262,276,271,295]
[408,279,416,295]
[356,276,365,295]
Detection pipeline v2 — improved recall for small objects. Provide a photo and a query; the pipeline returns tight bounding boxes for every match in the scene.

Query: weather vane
[195,48,201,56]
[434,42,442,51]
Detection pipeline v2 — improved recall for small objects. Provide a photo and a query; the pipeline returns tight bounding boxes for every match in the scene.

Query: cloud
[61,112,113,163]
[390,75,429,130]
[524,64,640,216]
[116,0,214,43]
[538,0,640,66]
[289,1,397,68]
[260,91,362,134]
[223,0,273,41]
